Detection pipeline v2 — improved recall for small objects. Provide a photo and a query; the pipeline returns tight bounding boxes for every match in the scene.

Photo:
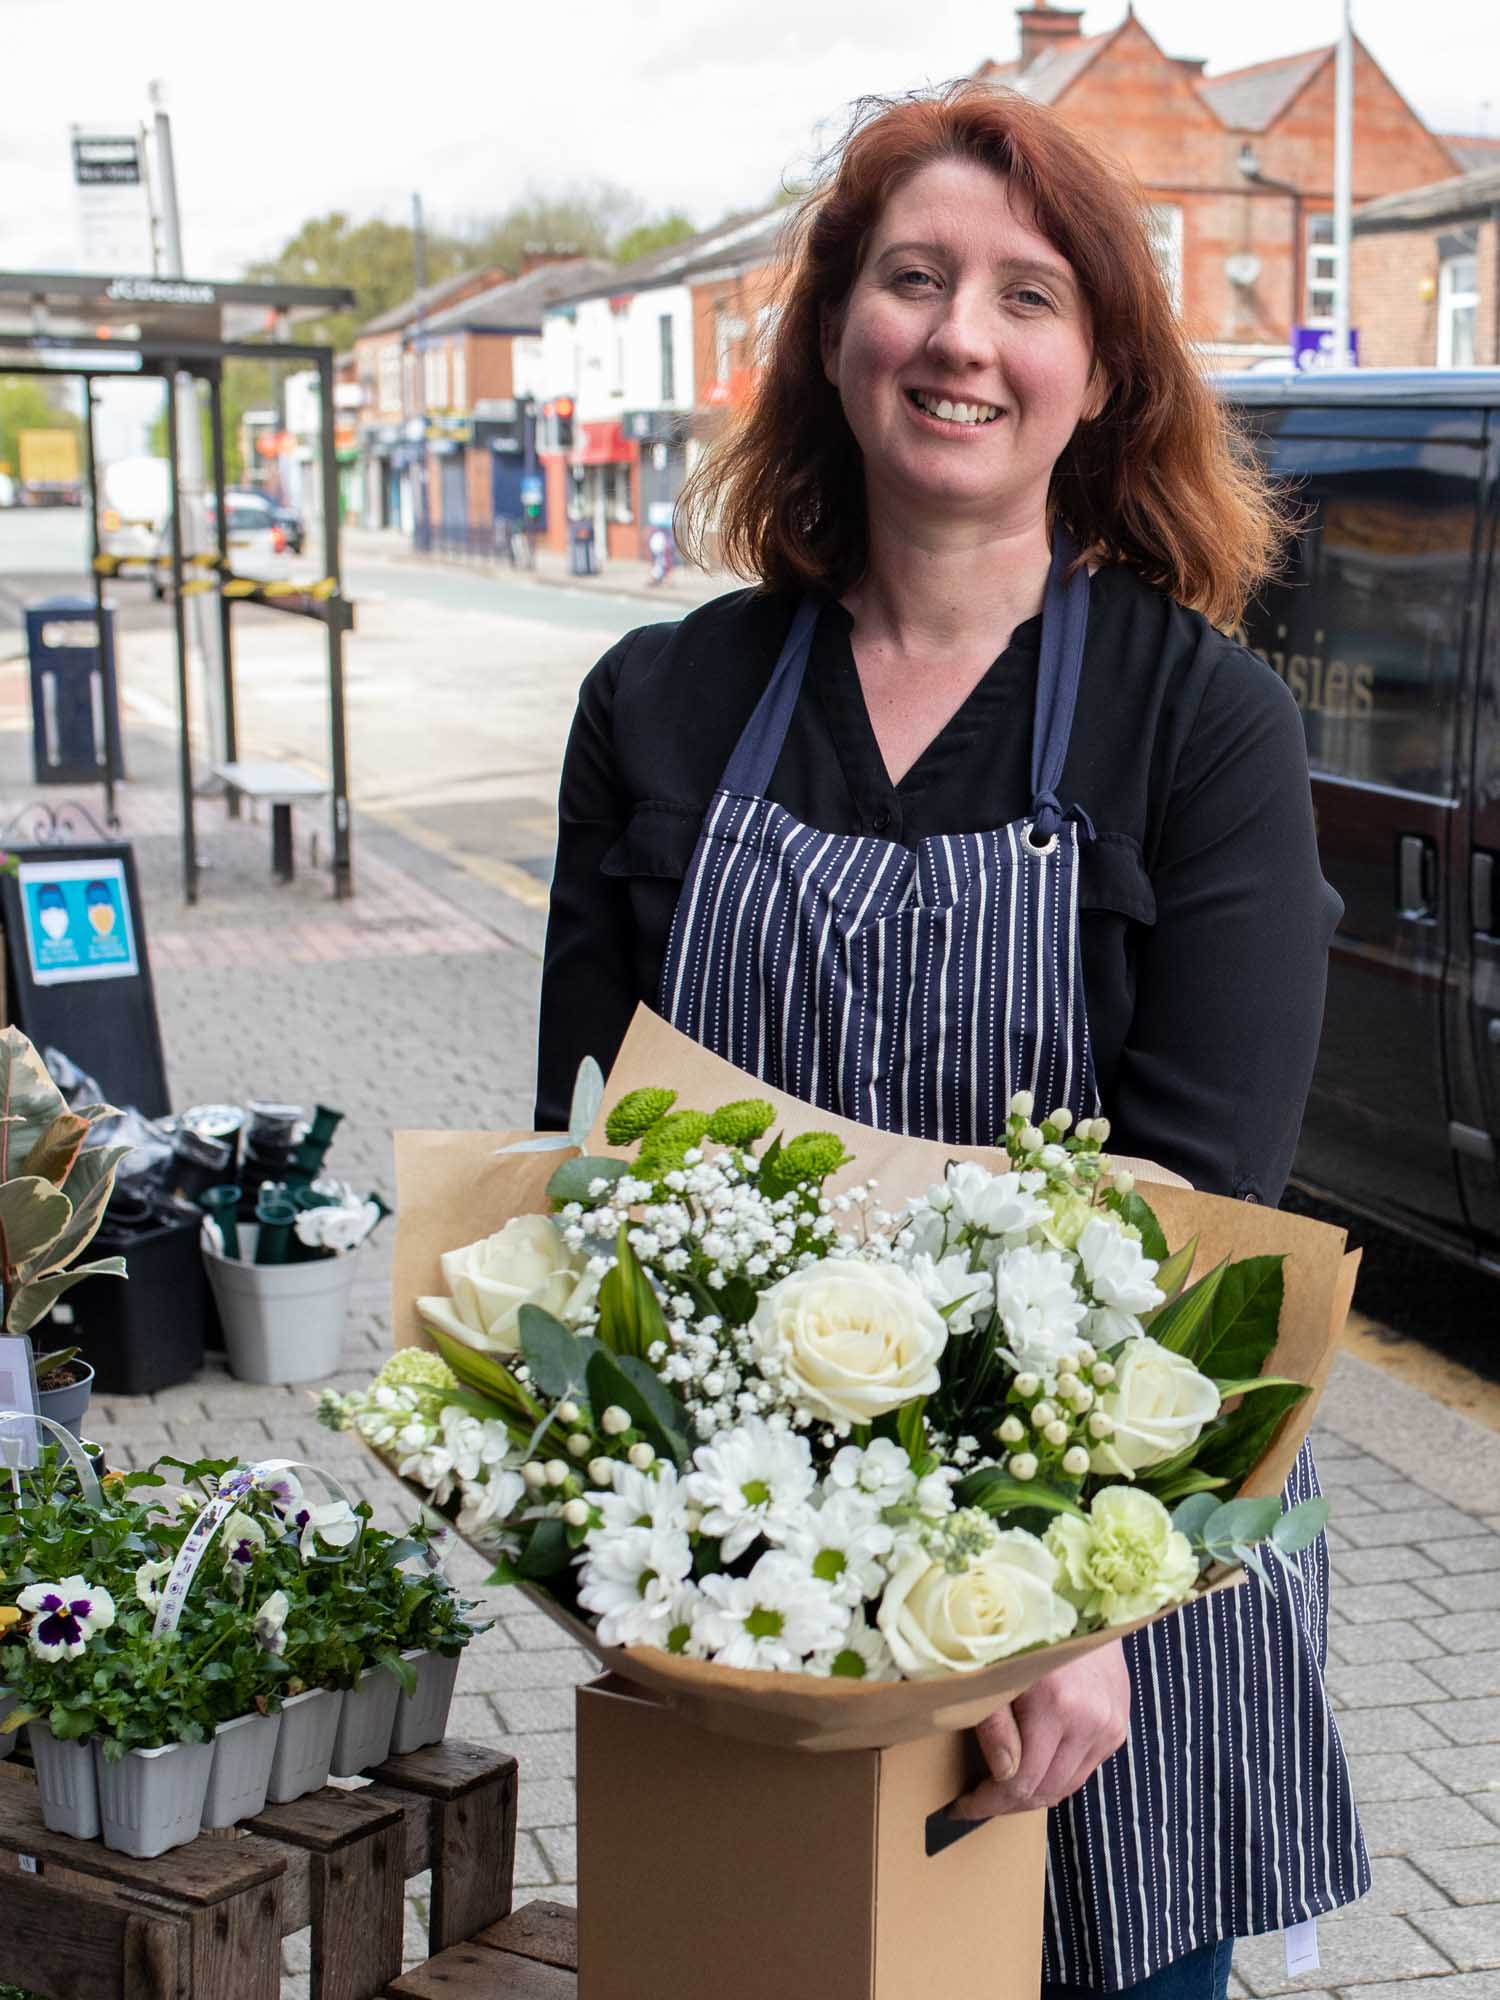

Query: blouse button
[872,807,893,833]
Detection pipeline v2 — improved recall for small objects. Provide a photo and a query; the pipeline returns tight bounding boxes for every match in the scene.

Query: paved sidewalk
[343,521,731,610]
[26,770,1500,1997]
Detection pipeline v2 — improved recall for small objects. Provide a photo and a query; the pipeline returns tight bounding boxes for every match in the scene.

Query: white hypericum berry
[588,1458,615,1486]
[567,1434,592,1459]
[1075,1340,1097,1366]
[1044,1419,1071,1448]
[544,1460,570,1487]
[522,1462,547,1489]
[1049,1108,1073,1133]
[601,1407,632,1436]
[1009,1452,1039,1481]
[997,1416,1025,1446]
[1015,1373,1041,1399]
[1112,1171,1135,1196]
[1063,1446,1091,1477]
[562,1499,590,1527]
[627,1443,656,1471]
[557,1400,580,1425]
[1010,1090,1035,1118]
[1088,1412,1116,1439]
[1020,1125,1046,1151]
[1055,1373,1081,1402]
[1093,1362,1116,1387]
[1031,1401,1057,1429]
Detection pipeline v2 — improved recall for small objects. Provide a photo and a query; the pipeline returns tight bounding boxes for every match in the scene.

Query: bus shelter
[0,271,359,900]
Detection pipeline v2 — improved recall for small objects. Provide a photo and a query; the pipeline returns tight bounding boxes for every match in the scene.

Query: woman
[537,84,1368,1999]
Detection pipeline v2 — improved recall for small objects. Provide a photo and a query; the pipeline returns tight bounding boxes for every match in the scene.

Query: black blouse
[534,566,1341,1203]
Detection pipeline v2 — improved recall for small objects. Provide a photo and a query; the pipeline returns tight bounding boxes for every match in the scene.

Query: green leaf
[1115,1192,1168,1264]
[1151,1468,1230,1506]
[1193,1381,1308,1484]
[1210,1374,1305,1402]
[486,1556,523,1587]
[595,1226,667,1362]
[1149,1235,1199,1306]
[585,1349,692,1468]
[1271,1497,1330,1555]
[1149,1260,1228,1359]
[20,1112,89,1189]
[423,1322,544,1432]
[515,1517,573,1580]
[9,1256,128,1335]
[27,1142,132,1276]
[1170,1492,1223,1542]
[566,1057,606,1152]
[0,1176,73,1280]
[955,1467,1086,1520]
[546,1155,629,1208]
[0,1027,74,1182]
[1202,1495,1284,1549]
[897,1398,927,1465]
[1193,1255,1286,1382]
[519,1304,601,1400]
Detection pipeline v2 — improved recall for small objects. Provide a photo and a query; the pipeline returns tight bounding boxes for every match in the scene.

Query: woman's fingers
[954,1643,1134,1818]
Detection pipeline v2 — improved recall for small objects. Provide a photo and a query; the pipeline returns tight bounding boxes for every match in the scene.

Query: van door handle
[1398,834,1437,920]
[1475,851,1496,937]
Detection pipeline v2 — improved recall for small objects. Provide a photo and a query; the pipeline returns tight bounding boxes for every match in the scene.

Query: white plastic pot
[202,1709,281,1828]
[330,1665,402,1777]
[390,1648,461,1756]
[265,1686,343,1804]
[96,1738,214,1858]
[30,1722,100,1839]
[203,1225,362,1385]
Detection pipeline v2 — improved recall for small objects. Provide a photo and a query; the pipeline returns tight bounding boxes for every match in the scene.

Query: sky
[2,0,1498,283]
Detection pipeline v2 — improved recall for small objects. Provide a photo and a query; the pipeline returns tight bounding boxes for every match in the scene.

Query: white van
[100,457,170,562]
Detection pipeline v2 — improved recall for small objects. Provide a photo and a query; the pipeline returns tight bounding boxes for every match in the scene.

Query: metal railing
[411,515,537,569]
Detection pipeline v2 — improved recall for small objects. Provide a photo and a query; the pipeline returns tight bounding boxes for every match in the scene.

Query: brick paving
[18,769,1500,1996]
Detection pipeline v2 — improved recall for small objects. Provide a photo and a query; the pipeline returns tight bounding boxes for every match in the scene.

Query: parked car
[1216,367,1500,1273]
[148,490,291,598]
[229,486,304,555]
[100,456,170,563]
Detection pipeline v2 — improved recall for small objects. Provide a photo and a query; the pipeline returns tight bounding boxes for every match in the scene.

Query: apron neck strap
[720,595,822,799]
[1029,524,1094,844]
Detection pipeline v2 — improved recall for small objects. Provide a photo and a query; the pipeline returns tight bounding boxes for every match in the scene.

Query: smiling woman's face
[823,156,1102,530]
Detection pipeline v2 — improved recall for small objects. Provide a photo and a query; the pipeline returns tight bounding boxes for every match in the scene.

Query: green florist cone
[202,1184,243,1261]
[254,1192,297,1265]
[288,1104,346,1185]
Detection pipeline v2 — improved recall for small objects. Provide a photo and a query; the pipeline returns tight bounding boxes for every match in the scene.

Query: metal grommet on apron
[654,527,1368,1991]
[660,526,1100,1141]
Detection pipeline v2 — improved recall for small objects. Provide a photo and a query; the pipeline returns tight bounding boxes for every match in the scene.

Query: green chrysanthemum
[635,1109,713,1175]
[604,1086,678,1146]
[761,1129,852,1196]
[705,1098,775,1146]
[376,1349,459,1396]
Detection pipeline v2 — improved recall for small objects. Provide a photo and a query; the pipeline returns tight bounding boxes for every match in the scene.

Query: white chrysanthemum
[826,1438,914,1510]
[696,1550,847,1670]
[944,1162,1050,1241]
[782,1489,896,1606]
[577,1524,693,1647]
[684,1416,818,1560]
[899,1250,994,1336]
[991,1244,1089,1374]
[807,1610,899,1681]
[454,1467,526,1540]
[595,1460,688,1536]
[658,1581,712,1659]
[1077,1217,1164,1318]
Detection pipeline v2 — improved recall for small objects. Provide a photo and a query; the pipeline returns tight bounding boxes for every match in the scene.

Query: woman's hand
[954,1639,1132,1819]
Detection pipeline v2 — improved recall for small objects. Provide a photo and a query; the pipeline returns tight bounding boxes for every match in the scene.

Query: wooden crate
[385,1899,577,1998]
[0,1738,517,2000]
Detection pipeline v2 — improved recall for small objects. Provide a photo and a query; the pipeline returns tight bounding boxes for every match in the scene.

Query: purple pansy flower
[19,1576,116,1660]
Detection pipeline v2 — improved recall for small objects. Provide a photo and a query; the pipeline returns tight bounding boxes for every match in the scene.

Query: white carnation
[991,1244,1089,1374]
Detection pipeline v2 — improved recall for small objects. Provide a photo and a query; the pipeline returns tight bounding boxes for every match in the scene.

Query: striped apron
[657,534,1368,1991]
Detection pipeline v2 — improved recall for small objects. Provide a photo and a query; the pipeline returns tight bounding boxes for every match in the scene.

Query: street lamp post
[1332,0,1355,367]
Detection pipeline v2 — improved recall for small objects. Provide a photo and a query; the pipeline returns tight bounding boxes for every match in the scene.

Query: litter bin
[568,517,599,577]
[25,593,125,784]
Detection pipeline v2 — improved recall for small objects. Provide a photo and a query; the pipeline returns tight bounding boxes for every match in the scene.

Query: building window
[1146,204,1183,311]
[1306,213,1338,326]
[607,462,633,523]
[451,342,467,411]
[1438,253,1479,368]
[659,314,675,404]
[378,345,401,413]
[754,302,782,368]
[714,306,747,383]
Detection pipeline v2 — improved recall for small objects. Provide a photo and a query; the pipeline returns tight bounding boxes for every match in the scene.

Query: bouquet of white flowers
[329,1010,1355,1736]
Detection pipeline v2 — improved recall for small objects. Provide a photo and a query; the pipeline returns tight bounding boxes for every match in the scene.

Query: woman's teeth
[910,391,1000,426]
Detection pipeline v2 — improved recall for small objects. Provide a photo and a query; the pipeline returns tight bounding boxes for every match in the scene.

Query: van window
[1237,432,1478,798]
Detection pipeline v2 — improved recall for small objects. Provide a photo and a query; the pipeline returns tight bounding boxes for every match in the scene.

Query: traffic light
[550,397,574,451]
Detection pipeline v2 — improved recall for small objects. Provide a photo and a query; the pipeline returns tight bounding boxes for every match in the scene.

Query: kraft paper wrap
[390,1003,1360,1752]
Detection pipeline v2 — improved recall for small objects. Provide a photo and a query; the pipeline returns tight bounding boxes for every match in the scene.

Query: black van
[1219,369,1500,1270]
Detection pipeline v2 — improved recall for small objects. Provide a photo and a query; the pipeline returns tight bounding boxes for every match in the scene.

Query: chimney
[1016,1,1084,72]
[518,246,583,278]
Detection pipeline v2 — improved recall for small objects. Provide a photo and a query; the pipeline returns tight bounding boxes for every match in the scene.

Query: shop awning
[574,420,631,466]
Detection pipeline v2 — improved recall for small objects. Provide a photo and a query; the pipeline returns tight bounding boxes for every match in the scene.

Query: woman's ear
[820,304,843,388]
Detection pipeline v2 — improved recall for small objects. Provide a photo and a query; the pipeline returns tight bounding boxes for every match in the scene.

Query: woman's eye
[1011,286,1054,310]
[894,269,939,291]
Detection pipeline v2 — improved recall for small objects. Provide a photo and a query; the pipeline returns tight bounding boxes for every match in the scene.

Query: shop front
[625,409,689,561]
[572,419,637,564]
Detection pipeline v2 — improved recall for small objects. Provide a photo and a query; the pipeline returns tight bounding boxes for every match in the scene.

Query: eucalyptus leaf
[1203,1495,1284,1549]
[567,1056,607,1152]
[1170,1492,1223,1542]
[1233,1541,1274,1586]
[519,1304,602,1400]
[1271,1497,1331,1555]
[546,1155,630,1208]
[495,1135,574,1154]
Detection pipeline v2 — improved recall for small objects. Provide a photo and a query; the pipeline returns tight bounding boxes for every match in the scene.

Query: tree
[457,181,648,273]
[243,212,468,353]
[612,212,699,267]
[148,360,270,486]
[0,376,81,480]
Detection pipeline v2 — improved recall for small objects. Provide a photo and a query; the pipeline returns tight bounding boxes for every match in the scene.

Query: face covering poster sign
[19,857,139,985]
[0,842,168,1118]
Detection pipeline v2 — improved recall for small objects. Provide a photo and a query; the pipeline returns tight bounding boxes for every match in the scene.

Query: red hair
[677,83,1287,626]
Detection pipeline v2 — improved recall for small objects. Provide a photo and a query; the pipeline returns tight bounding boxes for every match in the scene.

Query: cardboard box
[577,1673,1047,2000]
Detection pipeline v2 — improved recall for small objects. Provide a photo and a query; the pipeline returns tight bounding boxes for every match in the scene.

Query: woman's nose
[925,290,995,369]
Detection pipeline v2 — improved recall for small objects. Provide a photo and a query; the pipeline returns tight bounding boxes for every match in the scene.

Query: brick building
[1352,165,1500,368]
[975,4,1461,364]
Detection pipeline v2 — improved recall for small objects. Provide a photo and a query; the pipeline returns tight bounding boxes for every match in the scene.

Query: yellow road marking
[377,807,551,910]
[1342,1311,1500,1438]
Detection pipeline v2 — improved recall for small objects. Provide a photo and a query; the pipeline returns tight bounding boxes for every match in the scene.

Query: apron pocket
[1078,831,1156,925]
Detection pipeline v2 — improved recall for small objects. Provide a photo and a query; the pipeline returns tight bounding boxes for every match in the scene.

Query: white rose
[417,1214,592,1354]
[876,1529,1077,1676]
[749,1258,947,1426]
[1090,1336,1221,1476]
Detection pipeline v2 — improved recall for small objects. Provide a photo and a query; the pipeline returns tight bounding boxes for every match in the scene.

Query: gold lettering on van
[1246,625,1375,718]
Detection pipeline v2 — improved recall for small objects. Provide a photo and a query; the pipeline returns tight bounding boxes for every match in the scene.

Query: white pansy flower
[577,1525,693,1647]
[684,1417,818,1560]
[417,1214,594,1356]
[1090,1337,1221,1477]
[253,1588,290,1656]
[748,1258,948,1426]
[807,1611,899,1681]
[133,1558,173,1610]
[877,1528,1076,1677]
[943,1163,1050,1241]
[299,1498,361,1561]
[1077,1217,1164,1321]
[782,1489,896,1606]
[19,1576,116,1661]
[900,1251,994,1336]
[696,1550,847,1670]
[220,1509,267,1572]
[827,1438,914,1510]
[991,1244,1089,1375]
